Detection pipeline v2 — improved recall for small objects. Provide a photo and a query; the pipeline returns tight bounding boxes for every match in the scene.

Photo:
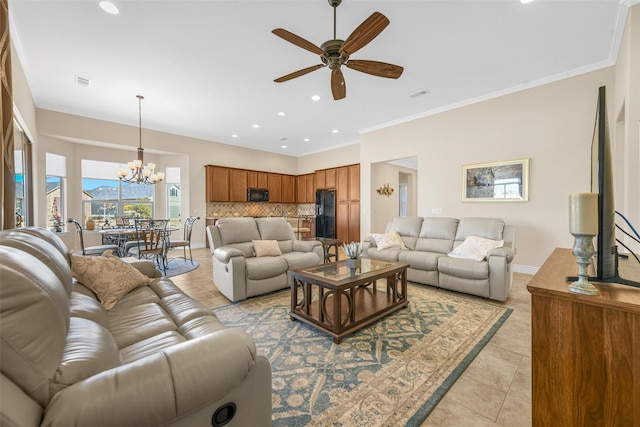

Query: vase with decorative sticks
[342,242,362,269]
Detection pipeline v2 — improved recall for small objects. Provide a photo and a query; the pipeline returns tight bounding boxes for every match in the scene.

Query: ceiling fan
[272,0,404,101]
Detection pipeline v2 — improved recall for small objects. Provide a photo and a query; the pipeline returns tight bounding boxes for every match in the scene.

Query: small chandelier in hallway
[117,95,164,184]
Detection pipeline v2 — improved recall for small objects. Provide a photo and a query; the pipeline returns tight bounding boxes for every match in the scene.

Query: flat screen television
[591,85,639,287]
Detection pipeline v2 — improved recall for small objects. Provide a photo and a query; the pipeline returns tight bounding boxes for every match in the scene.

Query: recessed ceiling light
[231,134,238,138]
[303,138,310,142]
[520,0,533,3]
[281,145,287,149]
[277,112,285,116]
[332,129,339,134]
[99,1,119,15]
[252,124,259,129]
[311,95,320,101]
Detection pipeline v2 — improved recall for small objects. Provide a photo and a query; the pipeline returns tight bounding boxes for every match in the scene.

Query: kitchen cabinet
[305,174,314,203]
[348,164,360,201]
[268,174,282,203]
[281,175,296,203]
[247,171,269,189]
[296,175,306,203]
[205,166,229,202]
[315,170,326,189]
[229,169,248,202]
[336,166,348,202]
[335,164,360,244]
[325,168,336,188]
[296,174,315,203]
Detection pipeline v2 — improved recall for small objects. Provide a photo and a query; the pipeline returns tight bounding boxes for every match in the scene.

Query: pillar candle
[569,193,598,235]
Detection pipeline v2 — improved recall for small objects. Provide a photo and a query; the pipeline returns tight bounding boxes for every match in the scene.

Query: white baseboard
[513,264,539,275]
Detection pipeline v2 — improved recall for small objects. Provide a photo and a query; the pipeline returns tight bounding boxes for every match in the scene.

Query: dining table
[99,226,179,259]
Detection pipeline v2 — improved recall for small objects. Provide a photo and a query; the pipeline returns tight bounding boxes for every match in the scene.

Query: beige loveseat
[206,217,323,302]
[0,227,272,427]
[362,217,516,301]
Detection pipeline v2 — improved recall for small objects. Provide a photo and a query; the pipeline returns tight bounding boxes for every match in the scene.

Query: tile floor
[168,247,533,426]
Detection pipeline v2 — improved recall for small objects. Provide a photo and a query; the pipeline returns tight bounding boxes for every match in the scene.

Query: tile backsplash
[206,202,315,219]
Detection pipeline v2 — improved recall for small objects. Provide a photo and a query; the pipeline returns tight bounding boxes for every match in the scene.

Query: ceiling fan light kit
[272,0,403,100]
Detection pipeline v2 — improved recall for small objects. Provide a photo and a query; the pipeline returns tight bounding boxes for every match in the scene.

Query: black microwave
[247,188,269,202]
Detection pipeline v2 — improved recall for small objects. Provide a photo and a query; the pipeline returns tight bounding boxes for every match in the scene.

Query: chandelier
[116,95,165,184]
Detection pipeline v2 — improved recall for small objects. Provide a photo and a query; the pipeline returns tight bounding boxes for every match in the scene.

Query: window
[165,167,181,227]
[46,153,67,232]
[81,160,154,226]
[14,120,33,228]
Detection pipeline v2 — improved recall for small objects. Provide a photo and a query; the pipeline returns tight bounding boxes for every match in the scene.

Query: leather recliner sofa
[206,217,324,302]
[362,217,516,301]
[0,227,272,427]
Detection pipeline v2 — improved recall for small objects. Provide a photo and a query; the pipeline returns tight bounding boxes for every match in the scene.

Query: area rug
[213,283,512,426]
[162,258,199,277]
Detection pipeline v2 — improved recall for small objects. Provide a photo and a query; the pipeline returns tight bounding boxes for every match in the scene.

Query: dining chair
[128,219,169,273]
[168,216,200,263]
[67,218,120,256]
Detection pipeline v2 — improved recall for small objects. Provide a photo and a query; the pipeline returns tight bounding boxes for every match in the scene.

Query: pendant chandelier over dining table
[117,95,165,184]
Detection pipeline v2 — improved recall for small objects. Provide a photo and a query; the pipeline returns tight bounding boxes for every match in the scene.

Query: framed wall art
[462,158,529,202]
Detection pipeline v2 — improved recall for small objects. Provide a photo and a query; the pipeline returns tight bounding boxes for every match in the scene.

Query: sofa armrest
[42,329,268,427]
[292,240,321,253]
[487,247,515,263]
[361,236,376,254]
[214,247,245,263]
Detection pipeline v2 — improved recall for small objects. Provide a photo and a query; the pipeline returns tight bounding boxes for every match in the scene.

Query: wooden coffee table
[288,258,409,343]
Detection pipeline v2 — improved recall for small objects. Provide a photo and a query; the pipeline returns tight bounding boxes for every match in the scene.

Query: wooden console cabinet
[528,248,640,426]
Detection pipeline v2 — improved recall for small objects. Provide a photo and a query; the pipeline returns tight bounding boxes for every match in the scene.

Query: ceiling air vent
[76,76,92,87]
[409,89,429,99]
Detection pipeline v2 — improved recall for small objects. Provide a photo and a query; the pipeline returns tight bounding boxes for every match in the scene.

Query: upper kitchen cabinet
[296,173,315,203]
[315,168,336,191]
[248,171,269,189]
[205,165,230,202]
[281,175,296,204]
[268,173,282,203]
[229,169,248,202]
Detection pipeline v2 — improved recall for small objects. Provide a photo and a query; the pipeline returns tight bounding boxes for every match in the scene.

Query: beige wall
[370,162,418,232]
[360,67,617,270]
[296,143,360,175]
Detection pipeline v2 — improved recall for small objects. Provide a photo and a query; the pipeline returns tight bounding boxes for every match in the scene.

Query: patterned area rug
[162,258,199,278]
[213,283,512,426]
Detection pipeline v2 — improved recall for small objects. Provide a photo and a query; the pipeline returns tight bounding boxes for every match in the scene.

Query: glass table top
[297,258,395,282]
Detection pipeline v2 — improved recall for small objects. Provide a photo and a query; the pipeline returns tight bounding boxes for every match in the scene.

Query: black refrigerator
[315,190,336,238]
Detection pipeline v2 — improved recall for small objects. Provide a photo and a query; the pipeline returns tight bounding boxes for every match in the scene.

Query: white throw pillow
[448,236,504,262]
[371,232,407,250]
[253,240,283,257]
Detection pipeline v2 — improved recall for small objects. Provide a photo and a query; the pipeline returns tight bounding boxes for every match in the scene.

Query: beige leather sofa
[206,217,323,302]
[0,227,272,427]
[362,217,516,301]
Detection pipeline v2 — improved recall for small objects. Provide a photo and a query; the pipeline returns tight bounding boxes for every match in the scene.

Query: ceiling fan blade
[345,60,403,79]
[331,69,346,100]
[272,28,325,56]
[274,64,325,83]
[339,12,389,56]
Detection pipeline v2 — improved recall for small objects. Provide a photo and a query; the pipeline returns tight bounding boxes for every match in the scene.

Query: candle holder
[568,233,598,295]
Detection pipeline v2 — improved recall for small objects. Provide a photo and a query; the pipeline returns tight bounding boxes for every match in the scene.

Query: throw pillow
[448,236,504,262]
[253,240,283,257]
[370,232,407,250]
[70,250,153,310]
